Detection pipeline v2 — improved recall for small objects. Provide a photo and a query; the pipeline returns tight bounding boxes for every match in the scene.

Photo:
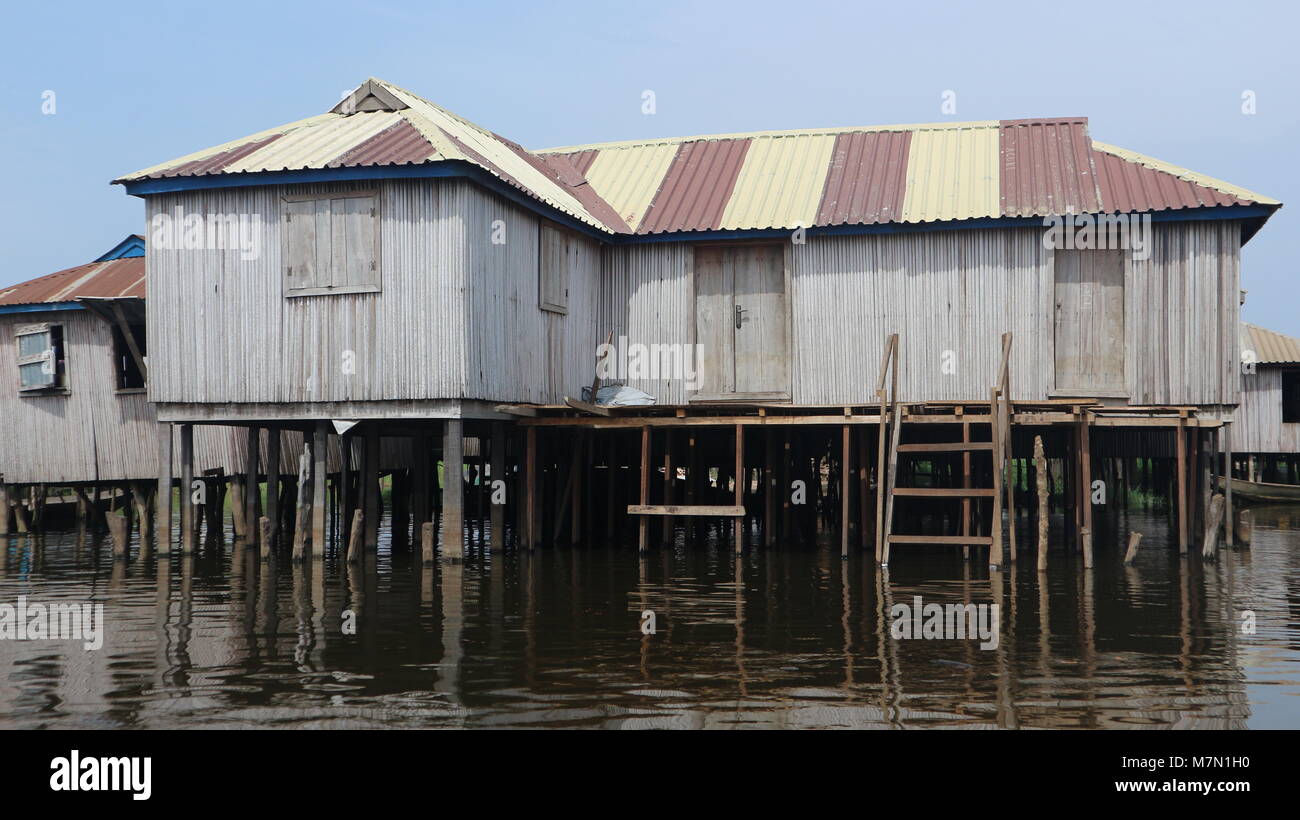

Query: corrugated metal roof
[1242,323,1300,365]
[116,79,627,234]
[116,80,1281,237]
[1092,141,1272,210]
[0,257,145,307]
[999,118,1100,217]
[639,139,750,234]
[815,130,912,226]
[900,124,1000,223]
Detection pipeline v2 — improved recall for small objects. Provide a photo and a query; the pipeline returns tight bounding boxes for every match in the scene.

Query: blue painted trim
[121,162,610,240]
[0,302,85,316]
[120,164,1278,246]
[94,234,146,261]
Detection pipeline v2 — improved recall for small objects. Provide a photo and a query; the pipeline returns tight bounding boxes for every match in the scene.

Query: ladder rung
[886,535,994,545]
[892,488,996,498]
[896,442,993,453]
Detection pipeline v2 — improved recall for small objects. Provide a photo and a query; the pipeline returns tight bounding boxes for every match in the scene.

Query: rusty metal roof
[0,256,145,307]
[1242,323,1300,365]
[115,80,1280,237]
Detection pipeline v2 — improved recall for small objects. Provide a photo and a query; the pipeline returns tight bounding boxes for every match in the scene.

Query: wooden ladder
[877,333,1016,569]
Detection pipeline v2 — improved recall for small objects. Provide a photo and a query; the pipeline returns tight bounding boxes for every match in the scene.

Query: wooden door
[1054,249,1125,394]
[694,245,789,399]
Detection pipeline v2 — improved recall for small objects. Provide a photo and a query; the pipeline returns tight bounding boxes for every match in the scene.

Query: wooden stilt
[1201,493,1225,559]
[413,433,432,540]
[990,390,1004,568]
[638,425,650,553]
[1034,435,1048,571]
[346,509,363,563]
[574,430,587,546]
[490,422,505,551]
[661,429,673,546]
[245,426,260,539]
[107,511,129,560]
[179,423,195,554]
[1223,423,1234,548]
[0,481,10,536]
[840,424,851,559]
[764,428,776,547]
[312,421,328,558]
[1175,418,1188,553]
[526,426,538,549]
[421,520,434,563]
[1123,531,1143,564]
[442,419,465,561]
[363,425,379,551]
[1076,415,1086,558]
[266,430,281,543]
[156,424,173,551]
[733,423,744,554]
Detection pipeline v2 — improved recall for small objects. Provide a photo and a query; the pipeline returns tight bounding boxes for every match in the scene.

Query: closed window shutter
[284,199,319,289]
[284,193,378,293]
[539,224,569,313]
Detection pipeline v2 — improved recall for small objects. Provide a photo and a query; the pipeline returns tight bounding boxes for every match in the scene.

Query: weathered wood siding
[0,310,238,484]
[1226,368,1300,453]
[598,222,1241,407]
[147,179,599,416]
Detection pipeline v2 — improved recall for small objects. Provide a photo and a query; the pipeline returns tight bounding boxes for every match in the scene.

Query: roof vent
[331,79,409,116]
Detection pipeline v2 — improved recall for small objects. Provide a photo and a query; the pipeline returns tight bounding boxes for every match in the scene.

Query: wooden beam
[629,505,745,516]
[108,300,148,382]
[563,396,612,416]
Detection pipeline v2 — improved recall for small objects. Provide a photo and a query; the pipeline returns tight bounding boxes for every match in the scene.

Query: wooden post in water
[1201,493,1225,559]
[1034,435,1048,571]
[259,516,272,562]
[312,422,328,558]
[525,427,538,549]
[1078,413,1093,555]
[1081,526,1093,569]
[0,482,10,536]
[245,426,260,538]
[840,424,851,559]
[442,419,465,561]
[107,511,129,560]
[266,430,281,544]
[1175,420,1189,553]
[421,520,434,563]
[733,423,745,554]
[413,433,432,544]
[661,429,673,546]
[363,425,379,551]
[156,424,173,551]
[1236,508,1253,545]
[1222,423,1234,548]
[1123,531,1143,564]
[637,425,650,553]
[490,422,505,551]
[346,509,364,563]
[179,424,195,553]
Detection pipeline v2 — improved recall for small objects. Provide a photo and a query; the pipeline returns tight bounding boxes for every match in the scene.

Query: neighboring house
[0,236,263,536]
[1228,323,1300,480]
[108,78,1280,557]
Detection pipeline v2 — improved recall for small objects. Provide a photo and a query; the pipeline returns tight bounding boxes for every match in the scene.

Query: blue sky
[2,0,1296,333]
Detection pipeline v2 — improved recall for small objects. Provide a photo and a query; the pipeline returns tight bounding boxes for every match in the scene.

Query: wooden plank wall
[1225,368,1300,453]
[0,310,242,484]
[598,222,1241,407]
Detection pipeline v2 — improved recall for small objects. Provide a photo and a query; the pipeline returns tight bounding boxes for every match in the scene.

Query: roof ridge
[535,116,1095,155]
